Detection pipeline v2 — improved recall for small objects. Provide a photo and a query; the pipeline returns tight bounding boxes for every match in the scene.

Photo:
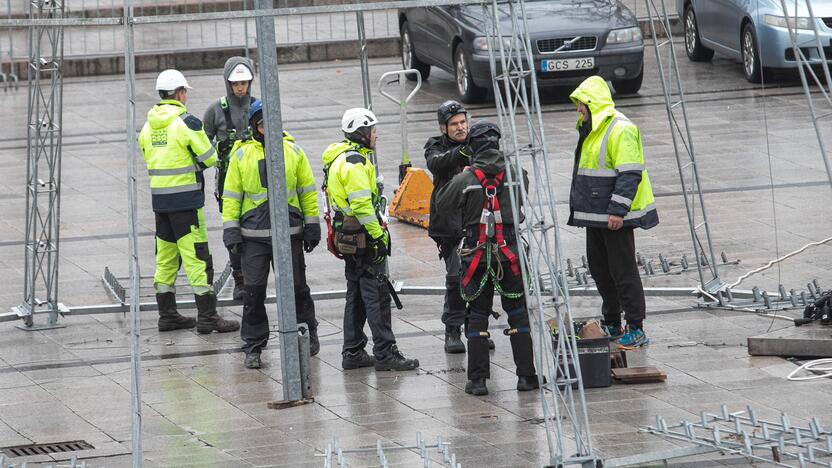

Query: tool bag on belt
[334,215,368,256]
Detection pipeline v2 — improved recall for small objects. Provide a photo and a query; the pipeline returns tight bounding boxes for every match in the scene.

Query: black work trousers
[462,258,535,381]
[240,238,317,354]
[585,227,646,327]
[439,238,466,329]
[342,256,396,360]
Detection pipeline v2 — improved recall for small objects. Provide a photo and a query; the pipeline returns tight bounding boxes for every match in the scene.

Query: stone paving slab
[0,34,831,467]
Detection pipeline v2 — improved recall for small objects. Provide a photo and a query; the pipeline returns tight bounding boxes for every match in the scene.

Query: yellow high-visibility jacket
[222,132,318,245]
[139,99,217,213]
[322,140,384,240]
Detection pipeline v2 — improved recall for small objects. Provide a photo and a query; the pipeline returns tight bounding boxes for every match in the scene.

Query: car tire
[741,23,762,83]
[454,45,487,104]
[613,69,643,95]
[684,5,714,62]
[400,22,431,81]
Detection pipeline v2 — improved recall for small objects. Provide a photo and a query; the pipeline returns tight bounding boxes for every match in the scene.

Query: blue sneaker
[603,324,624,339]
[617,327,649,347]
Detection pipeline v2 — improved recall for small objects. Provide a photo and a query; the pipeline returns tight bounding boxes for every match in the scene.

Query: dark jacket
[436,148,527,241]
[203,57,257,158]
[424,134,469,240]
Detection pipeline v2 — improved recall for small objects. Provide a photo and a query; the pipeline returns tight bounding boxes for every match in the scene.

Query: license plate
[540,57,595,72]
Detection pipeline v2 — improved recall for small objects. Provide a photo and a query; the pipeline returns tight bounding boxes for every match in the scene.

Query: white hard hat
[155,69,192,91]
[341,107,378,133]
[227,63,253,82]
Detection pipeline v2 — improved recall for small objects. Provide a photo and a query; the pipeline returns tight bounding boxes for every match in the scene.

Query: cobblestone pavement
[0,37,831,467]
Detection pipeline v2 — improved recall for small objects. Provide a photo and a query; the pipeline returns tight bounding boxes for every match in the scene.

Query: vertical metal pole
[356,11,372,110]
[243,0,250,61]
[398,74,409,168]
[254,0,302,401]
[123,0,142,465]
[780,0,832,191]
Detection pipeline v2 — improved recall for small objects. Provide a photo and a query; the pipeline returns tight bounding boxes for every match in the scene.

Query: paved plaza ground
[1,38,831,467]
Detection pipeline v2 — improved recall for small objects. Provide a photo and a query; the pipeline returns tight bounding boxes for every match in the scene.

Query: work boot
[465,377,488,396]
[244,352,261,369]
[156,292,196,332]
[517,375,541,391]
[232,270,245,302]
[444,326,466,354]
[195,293,240,334]
[374,345,420,371]
[309,327,320,357]
[342,348,374,370]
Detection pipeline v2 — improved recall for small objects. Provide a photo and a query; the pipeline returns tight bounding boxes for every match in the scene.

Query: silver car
[678,0,832,82]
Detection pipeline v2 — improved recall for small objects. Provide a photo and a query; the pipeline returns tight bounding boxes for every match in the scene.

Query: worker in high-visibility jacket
[322,107,419,372]
[568,75,659,348]
[222,100,321,369]
[138,69,240,334]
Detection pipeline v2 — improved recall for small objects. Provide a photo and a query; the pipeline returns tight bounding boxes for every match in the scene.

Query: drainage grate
[1,440,94,458]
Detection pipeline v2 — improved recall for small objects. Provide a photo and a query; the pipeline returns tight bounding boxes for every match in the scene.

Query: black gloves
[303,223,321,253]
[370,231,390,264]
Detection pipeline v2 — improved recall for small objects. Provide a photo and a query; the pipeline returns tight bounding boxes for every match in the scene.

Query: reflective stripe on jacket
[322,140,384,240]
[567,76,658,230]
[221,132,319,244]
[139,99,217,212]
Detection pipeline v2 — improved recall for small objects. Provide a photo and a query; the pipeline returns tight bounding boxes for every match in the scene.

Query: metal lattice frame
[483,1,595,466]
[780,0,832,192]
[13,0,67,329]
[643,0,724,294]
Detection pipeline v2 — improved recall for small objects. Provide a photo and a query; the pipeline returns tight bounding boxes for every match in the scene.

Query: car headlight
[764,14,813,30]
[473,36,515,51]
[606,27,643,44]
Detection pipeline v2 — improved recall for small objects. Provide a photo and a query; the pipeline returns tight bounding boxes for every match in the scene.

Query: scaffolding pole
[483,1,595,465]
[780,0,832,192]
[644,0,724,294]
[254,0,302,402]
[14,0,67,330]
[123,0,142,466]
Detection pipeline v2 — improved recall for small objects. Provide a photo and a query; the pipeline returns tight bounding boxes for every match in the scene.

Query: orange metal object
[389,167,433,229]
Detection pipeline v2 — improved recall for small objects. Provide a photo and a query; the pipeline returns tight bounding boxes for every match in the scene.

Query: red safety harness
[461,167,521,287]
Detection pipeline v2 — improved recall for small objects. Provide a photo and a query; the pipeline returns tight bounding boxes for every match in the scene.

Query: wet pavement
[1,37,831,467]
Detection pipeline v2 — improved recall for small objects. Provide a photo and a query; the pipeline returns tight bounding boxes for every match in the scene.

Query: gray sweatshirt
[203,56,257,155]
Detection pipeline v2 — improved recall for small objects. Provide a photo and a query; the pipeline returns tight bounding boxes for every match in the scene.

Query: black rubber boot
[309,327,320,356]
[232,270,245,301]
[374,345,420,371]
[195,293,240,334]
[465,377,488,395]
[444,326,466,354]
[244,352,261,369]
[341,348,374,370]
[156,292,196,332]
[516,375,541,391]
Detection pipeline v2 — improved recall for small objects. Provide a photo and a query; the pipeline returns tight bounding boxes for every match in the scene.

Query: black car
[400,1,645,103]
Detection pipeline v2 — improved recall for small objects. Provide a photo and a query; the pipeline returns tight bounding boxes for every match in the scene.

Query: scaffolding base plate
[747,321,832,357]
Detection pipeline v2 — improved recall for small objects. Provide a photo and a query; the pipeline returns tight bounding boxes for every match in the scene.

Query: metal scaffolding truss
[780,0,832,192]
[12,0,67,330]
[482,1,595,466]
[642,0,725,295]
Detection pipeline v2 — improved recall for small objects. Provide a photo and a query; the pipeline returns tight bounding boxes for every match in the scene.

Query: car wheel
[400,22,430,81]
[613,69,643,95]
[741,23,762,83]
[684,5,714,62]
[454,45,487,104]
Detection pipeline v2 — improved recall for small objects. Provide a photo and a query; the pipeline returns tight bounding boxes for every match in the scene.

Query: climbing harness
[459,167,523,302]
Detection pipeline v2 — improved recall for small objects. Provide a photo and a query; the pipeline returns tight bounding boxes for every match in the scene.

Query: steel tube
[122,0,142,465]
[254,0,302,402]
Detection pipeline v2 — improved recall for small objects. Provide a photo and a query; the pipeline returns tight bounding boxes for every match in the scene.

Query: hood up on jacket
[569,75,617,133]
[223,56,255,106]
